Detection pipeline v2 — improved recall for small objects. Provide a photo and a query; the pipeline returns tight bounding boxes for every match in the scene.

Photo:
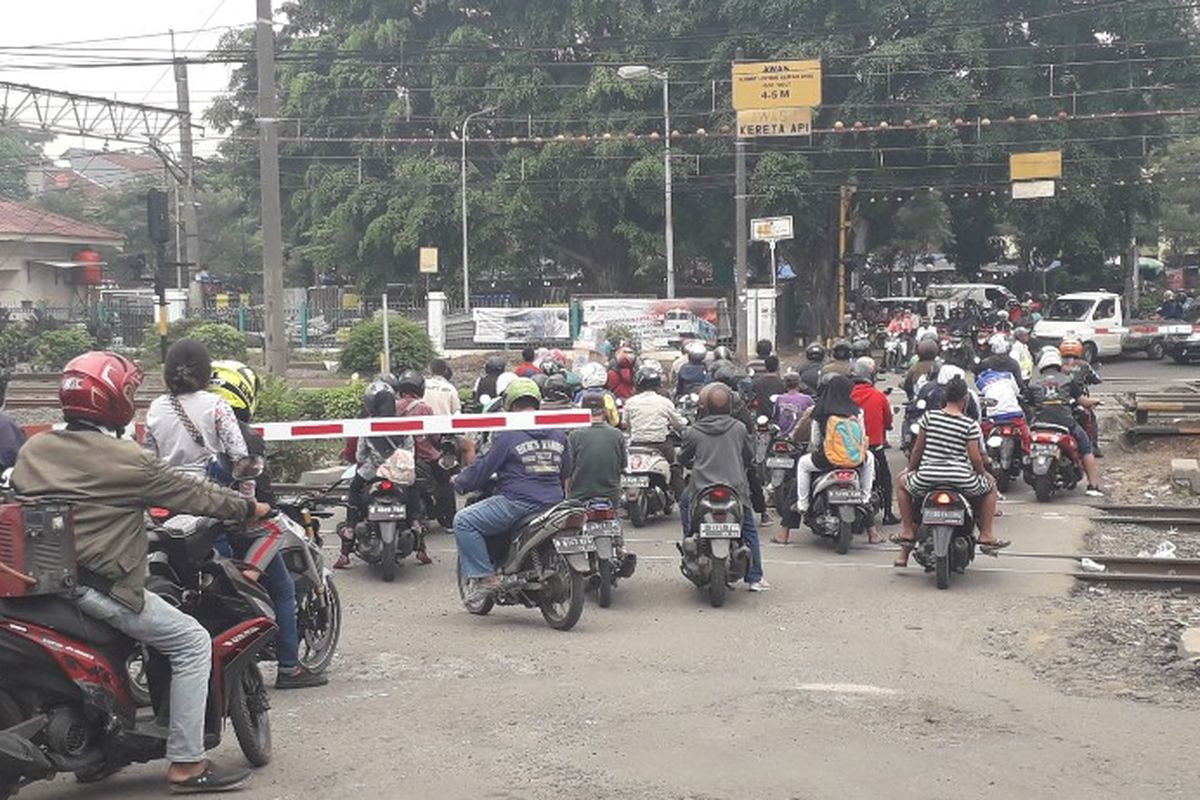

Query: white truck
[1032,291,1193,361]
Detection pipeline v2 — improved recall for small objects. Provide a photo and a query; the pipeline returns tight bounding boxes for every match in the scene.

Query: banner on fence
[472,307,570,344]
[578,298,723,351]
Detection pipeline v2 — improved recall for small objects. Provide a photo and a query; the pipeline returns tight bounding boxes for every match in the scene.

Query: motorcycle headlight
[910,423,921,434]
[987,435,1003,449]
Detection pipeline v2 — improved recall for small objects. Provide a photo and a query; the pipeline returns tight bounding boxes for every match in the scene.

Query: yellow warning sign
[732,60,822,110]
[737,107,813,138]
[1011,151,1063,181]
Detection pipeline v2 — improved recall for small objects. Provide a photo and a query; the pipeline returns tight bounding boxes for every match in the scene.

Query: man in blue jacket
[452,378,572,601]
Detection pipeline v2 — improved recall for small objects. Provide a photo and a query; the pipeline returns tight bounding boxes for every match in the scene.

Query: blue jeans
[218,537,300,670]
[454,495,541,578]
[679,492,764,584]
[75,587,210,762]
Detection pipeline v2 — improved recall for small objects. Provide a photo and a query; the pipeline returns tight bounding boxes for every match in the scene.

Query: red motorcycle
[981,418,1029,493]
[1023,422,1084,502]
[0,504,277,799]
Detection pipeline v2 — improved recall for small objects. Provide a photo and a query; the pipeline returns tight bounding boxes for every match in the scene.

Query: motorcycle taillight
[1001,427,1013,436]
[935,492,955,505]
[772,442,791,453]
[149,507,171,520]
[379,480,395,492]
[835,470,855,481]
[710,487,730,501]
[588,507,617,521]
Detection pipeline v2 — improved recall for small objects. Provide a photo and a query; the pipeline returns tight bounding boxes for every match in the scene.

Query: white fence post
[427,291,447,354]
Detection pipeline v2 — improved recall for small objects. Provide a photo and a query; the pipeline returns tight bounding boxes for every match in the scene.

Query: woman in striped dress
[892,376,1008,567]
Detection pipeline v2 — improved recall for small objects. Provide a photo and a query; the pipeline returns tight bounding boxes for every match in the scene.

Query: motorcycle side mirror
[769,394,780,403]
[479,394,493,406]
[757,415,769,426]
[916,399,928,410]
[233,456,265,480]
[690,393,700,403]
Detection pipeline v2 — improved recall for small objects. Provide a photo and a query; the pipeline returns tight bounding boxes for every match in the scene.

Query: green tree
[0,126,38,200]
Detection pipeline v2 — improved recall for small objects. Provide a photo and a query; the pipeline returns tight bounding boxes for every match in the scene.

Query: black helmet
[832,339,852,360]
[363,379,396,417]
[484,356,505,375]
[713,345,733,363]
[635,362,663,390]
[376,372,400,391]
[395,369,425,398]
[712,364,741,389]
[851,338,871,358]
[917,337,940,360]
[805,343,826,363]
[542,373,569,400]
[755,339,773,358]
[685,341,707,364]
[164,338,213,395]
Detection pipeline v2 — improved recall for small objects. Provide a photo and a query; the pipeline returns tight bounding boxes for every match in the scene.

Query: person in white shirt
[423,358,461,416]
[623,363,687,496]
[915,316,938,345]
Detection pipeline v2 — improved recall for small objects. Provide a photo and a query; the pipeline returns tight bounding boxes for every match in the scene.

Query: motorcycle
[981,419,1027,494]
[679,485,751,608]
[752,414,777,491]
[883,332,908,371]
[273,495,342,676]
[900,397,929,458]
[910,488,977,589]
[941,335,973,371]
[416,435,461,529]
[0,507,277,799]
[675,392,701,426]
[764,431,802,502]
[802,468,872,555]
[1023,422,1084,502]
[352,474,423,582]
[622,445,674,527]
[456,500,592,631]
[582,499,636,608]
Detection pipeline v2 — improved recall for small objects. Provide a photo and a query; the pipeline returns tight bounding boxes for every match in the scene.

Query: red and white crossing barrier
[250,409,593,442]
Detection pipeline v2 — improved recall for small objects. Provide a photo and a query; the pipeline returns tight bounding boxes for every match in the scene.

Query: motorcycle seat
[1031,423,1071,434]
[0,596,132,650]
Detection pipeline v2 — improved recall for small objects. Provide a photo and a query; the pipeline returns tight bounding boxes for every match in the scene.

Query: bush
[255,376,362,483]
[339,315,434,376]
[32,328,96,370]
[140,319,247,364]
[0,325,34,369]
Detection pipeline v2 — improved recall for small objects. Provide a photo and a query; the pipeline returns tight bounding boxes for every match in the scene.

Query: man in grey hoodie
[678,383,770,591]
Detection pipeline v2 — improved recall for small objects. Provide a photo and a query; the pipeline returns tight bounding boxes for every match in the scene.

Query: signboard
[578,298,726,351]
[473,307,569,344]
[732,59,822,110]
[1011,180,1056,200]
[736,107,813,138]
[751,216,795,242]
[419,247,439,274]
[1010,151,1063,181]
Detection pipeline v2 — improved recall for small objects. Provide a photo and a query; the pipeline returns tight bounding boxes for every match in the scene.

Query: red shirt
[850,383,894,447]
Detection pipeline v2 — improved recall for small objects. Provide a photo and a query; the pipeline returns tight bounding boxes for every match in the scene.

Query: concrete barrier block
[300,465,349,486]
[1179,628,1200,661]
[1170,458,1200,494]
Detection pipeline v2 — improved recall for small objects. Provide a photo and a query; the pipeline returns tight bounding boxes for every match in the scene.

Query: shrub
[255,376,362,483]
[255,375,304,422]
[0,325,34,369]
[32,327,96,370]
[339,315,434,376]
[140,319,246,364]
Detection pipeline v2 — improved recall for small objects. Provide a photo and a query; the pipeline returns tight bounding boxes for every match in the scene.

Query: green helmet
[503,377,542,411]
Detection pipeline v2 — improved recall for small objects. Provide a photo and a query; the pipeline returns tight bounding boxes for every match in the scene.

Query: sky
[0,0,274,158]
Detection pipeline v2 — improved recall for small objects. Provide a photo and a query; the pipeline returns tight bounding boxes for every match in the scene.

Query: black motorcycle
[911,488,977,589]
[582,499,636,608]
[679,485,751,608]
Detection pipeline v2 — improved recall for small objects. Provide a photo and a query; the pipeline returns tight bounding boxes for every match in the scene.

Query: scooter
[352,475,423,582]
[1023,422,1084,502]
[582,499,636,608]
[883,332,908,371]
[911,488,977,589]
[981,418,1027,494]
[622,445,674,527]
[416,435,461,529]
[803,469,872,555]
[678,485,751,608]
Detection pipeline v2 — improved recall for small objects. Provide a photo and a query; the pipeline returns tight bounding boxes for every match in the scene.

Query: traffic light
[147,190,170,245]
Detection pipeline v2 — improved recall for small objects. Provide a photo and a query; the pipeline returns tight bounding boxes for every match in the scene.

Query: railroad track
[1073,555,1200,594]
[1096,504,1200,528]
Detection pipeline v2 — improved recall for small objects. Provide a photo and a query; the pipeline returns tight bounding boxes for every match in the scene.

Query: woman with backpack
[789,374,875,534]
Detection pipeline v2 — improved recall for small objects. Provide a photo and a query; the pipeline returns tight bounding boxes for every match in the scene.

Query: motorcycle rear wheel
[456,556,494,616]
[630,494,649,528]
[995,470,1011,494]
[935,555,951,590]
[835,519,853,555]
[538,551,585,631]
[229,664,272,767]
[381,538,397,583]
[708,559,728,607]
[1034,474,1054,503]
[298,578,341,675]
[597,559,614,608]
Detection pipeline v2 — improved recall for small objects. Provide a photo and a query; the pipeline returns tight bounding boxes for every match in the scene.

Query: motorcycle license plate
[368,504,406,521]
[621,475,650,488]
[924,508,965,525]
[827,488,860,504]
[766,457,795,470]
[553,535,595,554]
[585,520,621,536]
[699,522,741,538]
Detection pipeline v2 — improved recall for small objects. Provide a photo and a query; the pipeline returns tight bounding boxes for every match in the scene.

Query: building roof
[0,197,124,244]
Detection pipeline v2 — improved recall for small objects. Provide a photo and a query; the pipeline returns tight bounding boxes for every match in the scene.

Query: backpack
[774,393,809,436]
[822,414,867,468]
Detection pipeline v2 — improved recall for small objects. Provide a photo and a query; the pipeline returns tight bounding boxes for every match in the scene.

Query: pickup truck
[1032,291,1194,362]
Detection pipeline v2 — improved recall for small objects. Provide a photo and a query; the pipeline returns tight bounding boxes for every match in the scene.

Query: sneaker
[275,666,329,690]
[466,575,501,604]
[747,580,772,592]
[1085,485,1105,498]
[759,512,774,526]
[169,761,251,794]
[333,554,352,570]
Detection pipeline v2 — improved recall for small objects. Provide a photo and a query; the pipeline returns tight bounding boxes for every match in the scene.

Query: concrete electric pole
[256,0,288,375]
[172,52,202,312]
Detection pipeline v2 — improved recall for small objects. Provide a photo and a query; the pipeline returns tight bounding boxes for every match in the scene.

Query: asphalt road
[22,481,1198,800]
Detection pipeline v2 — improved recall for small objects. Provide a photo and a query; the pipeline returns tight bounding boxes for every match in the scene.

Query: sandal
[888,534,916,546]
[978,539,1011,554]
[892,559,910,568]
[769,537,791,545]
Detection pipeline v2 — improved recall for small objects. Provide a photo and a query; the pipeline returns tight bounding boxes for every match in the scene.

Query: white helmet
[937,364,966,385]
[579,362,608,389]
[495,372,518,397]
[1038,349,1063,371]
[989,333,1012,355]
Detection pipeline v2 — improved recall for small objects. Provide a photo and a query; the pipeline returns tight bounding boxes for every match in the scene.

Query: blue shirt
[455,429,572,508]
[0,413,26,470]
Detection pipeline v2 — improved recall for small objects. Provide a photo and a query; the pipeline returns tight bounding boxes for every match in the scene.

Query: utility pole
[172,37,202,312]
[256,0,288,375]
[838,186,853,338]
[662,74,676,299]
[734,48,749,360]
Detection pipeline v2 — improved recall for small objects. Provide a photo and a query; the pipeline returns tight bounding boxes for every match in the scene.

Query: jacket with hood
[679,414,753,505]
[454,429,572,508]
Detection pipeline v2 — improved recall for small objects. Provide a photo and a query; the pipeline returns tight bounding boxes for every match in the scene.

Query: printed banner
[472,307,570,343]
[578,298,723,351]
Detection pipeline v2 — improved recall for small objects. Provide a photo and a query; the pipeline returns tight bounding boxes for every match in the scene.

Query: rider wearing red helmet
[11,352,270,793]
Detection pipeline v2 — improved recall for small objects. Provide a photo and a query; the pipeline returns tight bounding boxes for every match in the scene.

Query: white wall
[0,241,95,307]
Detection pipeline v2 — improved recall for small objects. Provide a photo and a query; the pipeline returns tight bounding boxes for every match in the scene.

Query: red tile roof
[0,197,123,243]
[95,152,163,174]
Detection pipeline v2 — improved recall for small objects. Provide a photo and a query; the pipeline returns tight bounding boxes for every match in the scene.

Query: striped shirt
[916,409,980,482]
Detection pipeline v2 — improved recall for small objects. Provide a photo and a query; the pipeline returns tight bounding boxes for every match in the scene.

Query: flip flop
[769,537,791,545]
[888,534,916,546]
[892,560,909,568]
[978,539,1011,554]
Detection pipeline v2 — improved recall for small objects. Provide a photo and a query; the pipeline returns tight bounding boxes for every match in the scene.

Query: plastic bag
[376,448,417,486]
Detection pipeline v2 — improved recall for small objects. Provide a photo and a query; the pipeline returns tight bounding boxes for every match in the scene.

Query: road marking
[794,683,899,696]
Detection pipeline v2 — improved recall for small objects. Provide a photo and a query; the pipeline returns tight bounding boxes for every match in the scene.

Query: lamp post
[618,65,675,299]
[461,105,496,312]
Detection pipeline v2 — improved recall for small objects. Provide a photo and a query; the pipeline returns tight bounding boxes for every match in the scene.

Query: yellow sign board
[1010,151,1063,181]
[419,247,439,274]
[737,107,813,138]
[732,59,822,110]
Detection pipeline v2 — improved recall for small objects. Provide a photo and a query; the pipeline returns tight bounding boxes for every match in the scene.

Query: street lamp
[619,65,675,299]
[461,105,496,312]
